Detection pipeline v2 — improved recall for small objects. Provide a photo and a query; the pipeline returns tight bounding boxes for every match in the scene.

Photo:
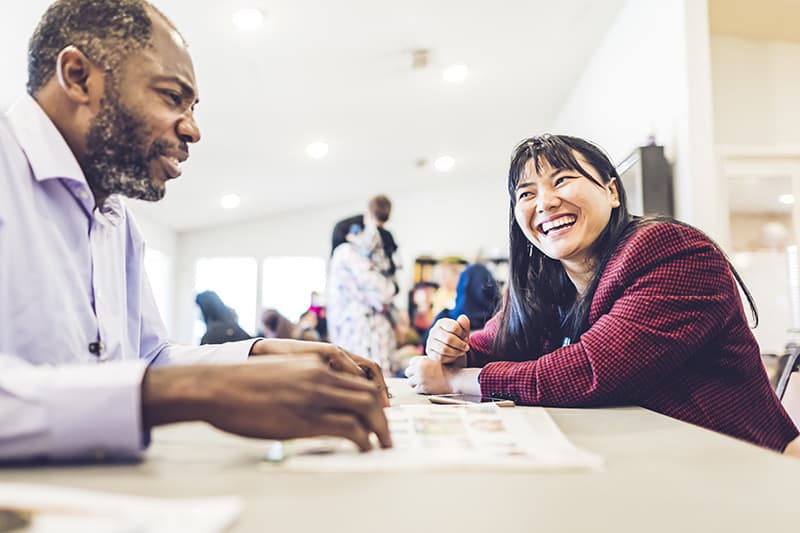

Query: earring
[528,243,533,257]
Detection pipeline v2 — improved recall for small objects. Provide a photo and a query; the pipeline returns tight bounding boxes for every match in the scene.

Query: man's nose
[177,112,201,144]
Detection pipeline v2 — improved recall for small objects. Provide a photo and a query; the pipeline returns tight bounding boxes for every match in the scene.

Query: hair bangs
[508,135,602,201]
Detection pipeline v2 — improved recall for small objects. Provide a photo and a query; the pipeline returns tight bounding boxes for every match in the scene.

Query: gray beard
[83,91,171,202]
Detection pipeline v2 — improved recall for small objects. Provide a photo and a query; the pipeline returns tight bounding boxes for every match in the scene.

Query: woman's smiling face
[513,151,620,275]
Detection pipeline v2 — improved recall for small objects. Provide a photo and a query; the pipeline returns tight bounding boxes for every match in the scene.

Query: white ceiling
[1,0,627,230]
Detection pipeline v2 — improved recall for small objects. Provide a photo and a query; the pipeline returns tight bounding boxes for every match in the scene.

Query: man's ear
[55,46,102,105]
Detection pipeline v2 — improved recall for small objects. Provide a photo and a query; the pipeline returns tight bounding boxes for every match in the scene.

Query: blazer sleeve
[466,313,501,367]
[478,225,745,406]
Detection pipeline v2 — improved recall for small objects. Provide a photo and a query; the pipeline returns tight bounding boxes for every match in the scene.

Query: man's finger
[324,347,365,377]
[308,385,392,449]
[350,355,391,407]
[317,365,383,396]
[329,346,390,407]
[315,370,393,446]
[327,348,390,407]
[309,412,372,452]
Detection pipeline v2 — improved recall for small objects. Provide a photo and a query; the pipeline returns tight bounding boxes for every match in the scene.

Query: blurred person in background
[195,291,251,344]
[390,307,423,376]
[331,194,399,281]
[257,308,295,339]
[294,310,322,342]
[328,221,396,374]
[422,263,500,346]
[429,257,467,316]
[301,291,328,341]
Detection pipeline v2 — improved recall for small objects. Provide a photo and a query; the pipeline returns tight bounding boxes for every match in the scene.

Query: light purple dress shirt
[0,95,252,462]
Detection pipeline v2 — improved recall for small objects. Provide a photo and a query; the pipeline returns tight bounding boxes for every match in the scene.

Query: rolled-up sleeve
[136,265,254,366]
[0,354,147,462]
[148,340,254,366]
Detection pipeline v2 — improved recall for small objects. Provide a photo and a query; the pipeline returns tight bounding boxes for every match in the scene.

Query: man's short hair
[368,194,392,223]
[27,0,181,95]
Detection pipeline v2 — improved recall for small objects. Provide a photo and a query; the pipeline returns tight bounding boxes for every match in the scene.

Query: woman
[195,290,251,345]
[406,134,799,455]
[328,222,397,374]
[257,308,295,339]
[422,263,500,346]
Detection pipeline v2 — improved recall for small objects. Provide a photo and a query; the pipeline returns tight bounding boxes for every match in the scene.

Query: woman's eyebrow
[515,179,536,191]
[548,166,576,178]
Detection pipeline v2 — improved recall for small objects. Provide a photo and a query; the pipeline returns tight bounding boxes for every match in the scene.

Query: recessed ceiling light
[779,194,795,205]
[307,142,329,159]
[233,8,265,32]
[434,155,455,171]
[220,194,241,209]
[443,64,468,83]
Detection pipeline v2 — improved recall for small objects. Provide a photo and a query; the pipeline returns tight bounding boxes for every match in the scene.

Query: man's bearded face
[83,85,175,202]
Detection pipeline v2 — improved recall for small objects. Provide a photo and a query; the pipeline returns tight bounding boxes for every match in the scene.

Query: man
[331,194,399,276]
[0,0,390,462]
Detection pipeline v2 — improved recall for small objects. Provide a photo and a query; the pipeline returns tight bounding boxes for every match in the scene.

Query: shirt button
[88,342,105,355]
[80,191,89,200]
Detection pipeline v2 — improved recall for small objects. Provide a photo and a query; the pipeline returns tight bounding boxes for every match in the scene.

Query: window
[194,257,258,343]
[261,257,327,323]
[143,247,171,330]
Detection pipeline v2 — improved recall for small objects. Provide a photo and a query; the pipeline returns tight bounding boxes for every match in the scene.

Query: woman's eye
[518,191,533,200]
[555,176,574,186]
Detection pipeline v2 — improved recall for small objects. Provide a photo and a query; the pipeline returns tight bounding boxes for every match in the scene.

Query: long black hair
[195,290,237,325]
[492,134,757,359]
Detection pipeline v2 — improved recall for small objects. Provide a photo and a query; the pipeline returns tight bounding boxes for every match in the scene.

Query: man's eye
[162,91,182,106]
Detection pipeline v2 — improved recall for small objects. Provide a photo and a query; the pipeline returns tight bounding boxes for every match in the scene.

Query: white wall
[711,36,800,146]
[171,182,508,343]
[127,203,178,333]
[552,0,720,241]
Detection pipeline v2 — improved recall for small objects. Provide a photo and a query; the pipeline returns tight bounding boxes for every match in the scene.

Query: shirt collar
[7,94,125,225]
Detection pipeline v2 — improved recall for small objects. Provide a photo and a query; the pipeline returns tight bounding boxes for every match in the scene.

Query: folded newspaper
[0,483,242,533]
[264,404,602,472]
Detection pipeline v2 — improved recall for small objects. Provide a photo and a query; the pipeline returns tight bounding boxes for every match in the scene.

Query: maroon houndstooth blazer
[470,222,799,451]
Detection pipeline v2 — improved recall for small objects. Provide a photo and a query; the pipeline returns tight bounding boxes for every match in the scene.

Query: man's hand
[142,356,392,452]
[249,339,390,406]
[425,314,470,364]
[324,345,391,408]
